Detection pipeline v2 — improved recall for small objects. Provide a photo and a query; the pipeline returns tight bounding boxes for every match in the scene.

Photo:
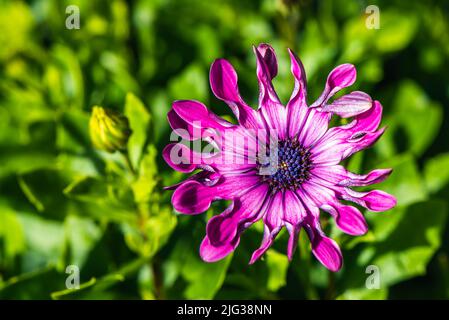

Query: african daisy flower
[163,44,396,271]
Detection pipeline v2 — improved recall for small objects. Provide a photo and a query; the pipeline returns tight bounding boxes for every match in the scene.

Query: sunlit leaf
[375,153,427,207]
[124,93,151,169]
[0,204,26,266]
[265,249,289,292]
[390,81,442,156]
[424,153,449,194]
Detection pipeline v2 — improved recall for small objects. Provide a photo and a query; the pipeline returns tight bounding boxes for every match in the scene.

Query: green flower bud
[89,106,131,153]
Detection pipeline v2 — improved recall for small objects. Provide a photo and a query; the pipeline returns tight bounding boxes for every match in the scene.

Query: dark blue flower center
[258,139,312,192]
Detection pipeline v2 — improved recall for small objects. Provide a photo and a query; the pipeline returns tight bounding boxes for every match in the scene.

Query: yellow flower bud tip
[89,106,132,153]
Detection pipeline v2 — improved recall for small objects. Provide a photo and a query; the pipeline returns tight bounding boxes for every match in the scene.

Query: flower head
[163,44,396,271]
[89,106,131,153]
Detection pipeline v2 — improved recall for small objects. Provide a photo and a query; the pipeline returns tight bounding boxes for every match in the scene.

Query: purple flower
[163,44,396,272]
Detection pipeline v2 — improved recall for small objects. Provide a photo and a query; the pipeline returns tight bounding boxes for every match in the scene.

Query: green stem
[0,265,55,291]
[325,271,336,300]
[121,150,136,176]
[297,232,319,299]
[121,149,165,299]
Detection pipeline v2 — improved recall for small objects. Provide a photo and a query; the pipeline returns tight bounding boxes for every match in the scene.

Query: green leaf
[17,212,66,272]
[182,253,232,299]
[374,201,448,286]
[131,145,158,204]
[0,149,55,179]
[51,278,97,300]
[424,153,449,194]
[64,215,102,268]
[376,153,427,207]
[194,25,222,65]
[0,265,61,299]
[18,168,73,217]
[0,204,26,265]
[63,176,109,202]
[50,257,149,300]
[390,81,442,156]
[373,11,418,53]
[337,287,388,300]
[169,232,232,299]
[50,45,84,109]
[169,63,208,102]
[342,10,418,62]
[137,264,156,300]
[0,2,34,61]
[123,206,176,258]
[340,200,448,294]
[300,20,335,82]
[56,109,92,154]
[50,274,125,300]
[149,91,170,143]
[124,93,151,169]
[19,167,136,224]
[265,249,289,292]
[368,206,406,242]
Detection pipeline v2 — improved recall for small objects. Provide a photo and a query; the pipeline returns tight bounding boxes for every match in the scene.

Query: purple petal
[310,100,383,156]
[167,109,195,140]
[254,45,281,104]
[200,202,240,262]
[200,235,239,262]
[253,46,287,139]
[287,48,307,98]
[345,127,386,156]
[256,43,278,79]
[299,181,336,208]
[296,186,321,221]
[259,100,288,140]
[354,100,383,132]
[320,91,372,118]
[172,173,260,214]
[214,173,261,197]
[339,168,393,187]
[210,59,240,102]
[297,186,343,271]
[341,188,397,212]
[210,59,263,129]
[168,100,233,140]
[311,127,386,166]
[163,138,258,174]
[321,203,368,236]
[173,100,232,129]
[163,143,202,173]
[298,109,332,148]
[200,184,269,262]
[217,126,260,163]
[310,64,356,108]
[264,191,284,229]
[286,48,308,138]
[283,190,307,260]
[172,180,217,214]
[285,222,300,261]
[249,191,284,264]
[343,100,383,133]
[307,226,343,272]
[311,165,393,187]
[249,224,282,264]
[310,165,348,185]
[164,171,220,190]
[283,190,307,225]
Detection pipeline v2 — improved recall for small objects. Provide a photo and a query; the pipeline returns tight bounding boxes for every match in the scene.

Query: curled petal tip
[200,237,234,263]
[256,43,278,78]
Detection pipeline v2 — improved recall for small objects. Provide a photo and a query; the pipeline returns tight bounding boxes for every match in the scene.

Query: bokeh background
[1,0,449,299]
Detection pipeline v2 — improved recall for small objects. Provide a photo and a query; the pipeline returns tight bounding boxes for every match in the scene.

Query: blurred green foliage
[1,0,449,299]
